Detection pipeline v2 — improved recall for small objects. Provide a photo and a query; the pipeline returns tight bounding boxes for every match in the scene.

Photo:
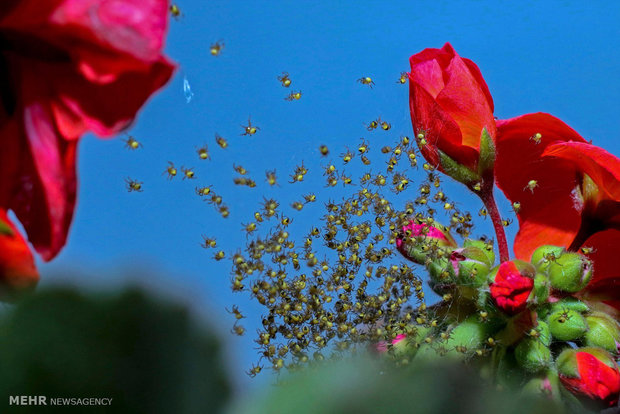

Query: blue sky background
[35,0,620,392]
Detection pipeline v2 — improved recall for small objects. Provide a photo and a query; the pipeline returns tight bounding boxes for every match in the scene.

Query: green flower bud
[547,253,592,293]
[444,315,490,358]
[548,309,588,341]
[531,245,565,272]
[515,336,552,373]
[522,371,562,402]
[532,273,550,304]
[584,312,620,355]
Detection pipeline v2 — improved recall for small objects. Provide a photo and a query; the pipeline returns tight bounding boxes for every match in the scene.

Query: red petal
[575,352,620,403]
[9,101,78,261]
[435,52,495,149]
[495,113,587,260]
[579,230,620,311]
[544,141,620,202]
[0,209,39,296]
[52,57,174,137]
[0,0,172,83]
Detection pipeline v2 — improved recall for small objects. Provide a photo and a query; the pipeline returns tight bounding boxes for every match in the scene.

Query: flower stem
[481,189,509,263]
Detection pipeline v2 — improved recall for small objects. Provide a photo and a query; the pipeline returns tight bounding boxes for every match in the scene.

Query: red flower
[494,114,620,308]
[489,260,534,315]
[0,0,175,265]
[558,349,620,407]
[0,209,38,298]
[494,113,588,260]
[409,42,496,178]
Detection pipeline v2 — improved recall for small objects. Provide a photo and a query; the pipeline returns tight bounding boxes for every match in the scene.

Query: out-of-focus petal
[0,209,39,297]
[10,101,78,261]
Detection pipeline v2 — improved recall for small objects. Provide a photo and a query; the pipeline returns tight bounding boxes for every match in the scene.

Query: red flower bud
[0,210,39,299]
[396,220,456,264]
[489,260,534,315]
[409,43,496,181]
[557,348,620,407]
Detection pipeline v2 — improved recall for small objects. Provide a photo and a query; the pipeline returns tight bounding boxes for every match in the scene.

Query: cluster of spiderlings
[224,128,483,375]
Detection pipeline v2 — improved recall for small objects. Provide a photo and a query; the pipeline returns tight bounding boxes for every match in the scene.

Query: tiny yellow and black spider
[169,4,183,20]
[277,72,292,87]
[210,41,224,56]
[125,178,143,192]
[123,136,142,150]
[241,118,259,136]
[357,76,375,88]
[284,91,302,101]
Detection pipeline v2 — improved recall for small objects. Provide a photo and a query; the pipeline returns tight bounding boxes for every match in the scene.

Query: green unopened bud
[584,312,620,355]
[444,315,489,358]
[522,370,562,402]
[532,273,550,304]
[548,309,588,341]
[515,337,552,373]
[531,245,565,272]
[547,253,592,293]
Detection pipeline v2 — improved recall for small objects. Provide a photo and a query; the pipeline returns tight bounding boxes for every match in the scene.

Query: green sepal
[463,239,495,267]
[0,218,13,236]
[456,260,489,289]
[556,348,579,378]
[550,297,589,314]
[438,150,481,187]
[478,127,496,177]
[532,273,550,305]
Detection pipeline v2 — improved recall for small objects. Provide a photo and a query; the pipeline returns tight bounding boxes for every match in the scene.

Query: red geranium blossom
[495,113,620,309]
[0,0,174,282]
[408,42,496,176]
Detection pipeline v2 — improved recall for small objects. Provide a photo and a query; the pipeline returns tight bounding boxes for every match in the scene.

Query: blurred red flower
[0,209,38,297]
[408,42,496,178]
[0,0,174,282]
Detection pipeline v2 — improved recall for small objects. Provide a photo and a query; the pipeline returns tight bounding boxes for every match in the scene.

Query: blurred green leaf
[0,287,229,414]
[229,356,567,414]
